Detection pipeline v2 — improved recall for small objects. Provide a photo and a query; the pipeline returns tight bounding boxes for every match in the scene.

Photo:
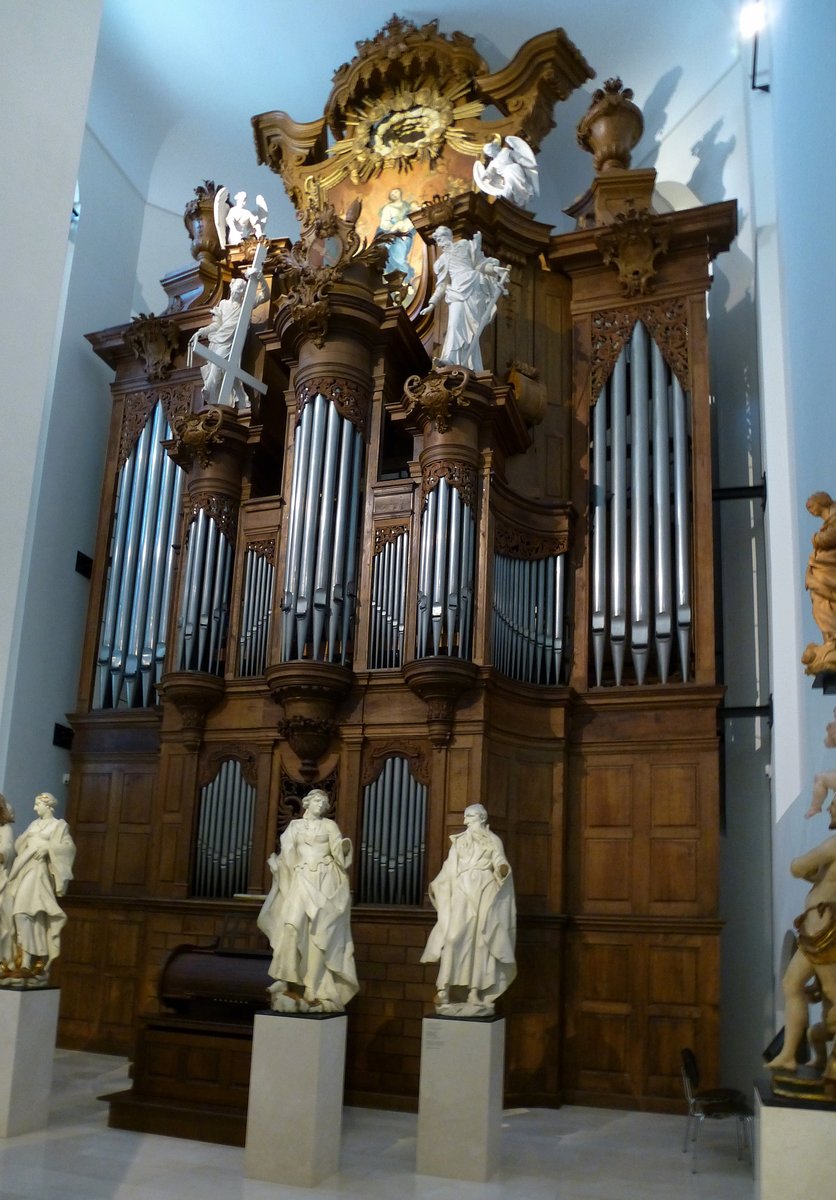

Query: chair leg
[682,1112,692,1153]
[691,1113,703,1173]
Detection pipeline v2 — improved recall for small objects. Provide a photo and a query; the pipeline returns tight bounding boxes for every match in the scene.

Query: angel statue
[473,136,539,208]
[213,187,268,249]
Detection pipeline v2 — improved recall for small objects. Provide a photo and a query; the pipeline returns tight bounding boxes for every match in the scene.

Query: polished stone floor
[0,1050,754,1199]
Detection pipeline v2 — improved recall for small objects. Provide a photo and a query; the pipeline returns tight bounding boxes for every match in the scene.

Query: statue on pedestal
[421,804,516,1017]
[257,789,358,1013]
[767,795,836,1094]
[0,793,76,987]
[213,188,268,249]
[420,227,510,372]
[802,492,836,676]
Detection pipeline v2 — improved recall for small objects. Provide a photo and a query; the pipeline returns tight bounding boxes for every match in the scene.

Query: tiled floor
[0,1050,754,1199]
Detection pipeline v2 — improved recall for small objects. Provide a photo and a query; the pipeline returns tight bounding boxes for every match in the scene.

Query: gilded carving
[296,375,372,438]
[118,383,194,469]
[594,207,670,296]
[165,408,224,470]
[123,314,179,382]
[590,298,689,401]
[362,741,431,788]
[373,525,409,556]
[404,366,469,434]
[421,458,477,510]
[494,525,568,560]
[188,491,238,543]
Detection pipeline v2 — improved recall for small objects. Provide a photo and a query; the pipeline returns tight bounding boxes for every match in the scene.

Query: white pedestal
[416,1016,504,1182]
[245,1012,346,1187]
[755,1085,836,1200]
[0,987,60,1137]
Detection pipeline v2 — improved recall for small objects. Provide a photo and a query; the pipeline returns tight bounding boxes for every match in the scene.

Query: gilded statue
[802,492,836,675]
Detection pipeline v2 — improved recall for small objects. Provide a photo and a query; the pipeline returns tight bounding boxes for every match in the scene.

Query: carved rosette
[494,524,568,560]
[590,299,689,401]
[157,670,225,749]
[402,657,478,748]
[577,78,644,172]
[594,208,670,296]
[421,459,477,510]
[266,660,353,782]
[361,740,431,787]
[404,366,470,434]
[373,525,409,555]
[164,408,225,470]
[296,375,372,438]
[118,384,194,470]
[123,314,179,382]
[188,492,238,543]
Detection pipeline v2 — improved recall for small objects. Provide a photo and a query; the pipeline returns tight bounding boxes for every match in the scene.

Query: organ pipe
[358,757,427,905]
[416,477,475,659]
[193,759,256,898]
[491,552,566,686]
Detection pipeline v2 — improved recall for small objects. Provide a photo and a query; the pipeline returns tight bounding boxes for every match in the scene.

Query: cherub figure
[473,136,539,208]
[213,187,268,249]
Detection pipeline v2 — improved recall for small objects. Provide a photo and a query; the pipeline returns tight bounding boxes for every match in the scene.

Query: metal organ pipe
[610,351,628,685]
[630,323,650,684]
[590,390,608,687]
[280,394,365,664]
[672,373,692,680]
[358,757,427,905]
[651,341,673,682]
[94,403,185,709]
[416,478,475,659]
[490,550,566,686]
[192,760,256,898]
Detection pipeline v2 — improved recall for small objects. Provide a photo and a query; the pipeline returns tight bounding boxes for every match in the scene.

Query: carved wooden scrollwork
[118,383,194,469]
[296,374,372,438]
[247,538,275,564]
[373,525,409,555]
[594,207,670,297]
[361,740,431,788]
[198,743,259,789]
[494,524,568,560]
[404,366,469,434]
[188,492,238,542]
[590,297,689,402]
[123,314,179,383]
[421,459,477,510]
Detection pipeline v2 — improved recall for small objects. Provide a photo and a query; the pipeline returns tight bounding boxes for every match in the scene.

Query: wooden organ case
[60,18,736,1117]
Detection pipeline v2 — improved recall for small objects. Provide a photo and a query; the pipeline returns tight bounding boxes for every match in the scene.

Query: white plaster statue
[766,794,836,1075]
[213,187,268,248]
[0,793,75,987]
[420,227,510,373]
[257,789,358,1013]
[473,135,539,208]
[0,796,15,952]
[187,265,268,408]
[420,803,516,1017]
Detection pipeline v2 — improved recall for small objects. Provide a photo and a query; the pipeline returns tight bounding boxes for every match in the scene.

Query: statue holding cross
[188,240,269,410]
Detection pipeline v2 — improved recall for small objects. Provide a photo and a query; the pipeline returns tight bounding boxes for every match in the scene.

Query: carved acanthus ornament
[421,459,477,510]
[404,366,469,434]
[494,525,568,560]
[362,741,431,787]
[374,524,409,556]
[188,491,238,543]
[590,299,690,402]
[296,374,372,438]
[123,314,179,382]
[247,539,275,564]
[276,198,392,348]
[198,744,259,789]
[118,383,194,469]
[165,408,224,470]
[594,207,670,296]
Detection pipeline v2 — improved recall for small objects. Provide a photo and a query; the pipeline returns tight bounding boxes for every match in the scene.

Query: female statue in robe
[257,789,358,1012]
[0,792,75,984]
[420,227,509,372]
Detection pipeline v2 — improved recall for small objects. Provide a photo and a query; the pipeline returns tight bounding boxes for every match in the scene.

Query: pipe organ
[62,17,736,1122]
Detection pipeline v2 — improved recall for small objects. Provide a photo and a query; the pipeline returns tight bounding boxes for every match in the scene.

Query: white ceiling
[88,0,743,235]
